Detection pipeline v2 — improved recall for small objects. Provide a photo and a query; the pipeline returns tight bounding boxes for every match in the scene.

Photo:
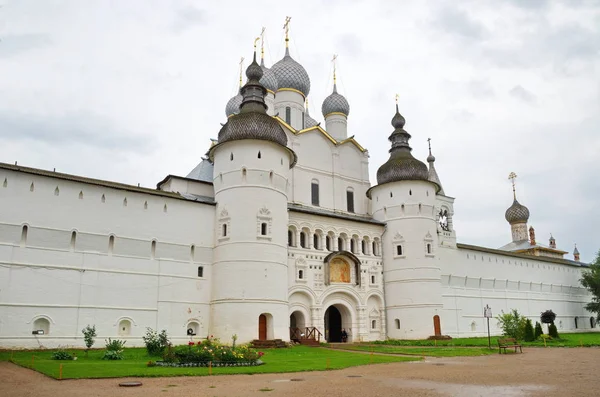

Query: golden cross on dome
[332,54,338,84]
[260,27,266,60]
[283,16,292,47]
[427,137,432,151]
[395,93,399,104]
[238,57,244,88]
[508,172,518,200]
[253,36,260,50]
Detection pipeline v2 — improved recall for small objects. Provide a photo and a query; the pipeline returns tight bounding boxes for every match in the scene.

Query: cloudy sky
[1,0,598,262]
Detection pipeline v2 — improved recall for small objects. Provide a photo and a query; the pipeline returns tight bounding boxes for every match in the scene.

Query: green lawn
[0,346,419,380]
[371,332,600,348]
[331,344,495,357]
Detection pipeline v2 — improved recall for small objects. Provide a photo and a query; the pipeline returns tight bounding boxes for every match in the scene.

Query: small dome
[218,111,287,147]
[304,113,319,128]
[225,93,242,117]
[427,153,436,162]
[377,155,429,185]
[260,63,278,93]
[271,48,311,96]
[322,85,350,117]
[505,200,530,224]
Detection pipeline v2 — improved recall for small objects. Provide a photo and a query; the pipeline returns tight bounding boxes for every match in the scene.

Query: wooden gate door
[433,315,441,336]
[258,314,267,340]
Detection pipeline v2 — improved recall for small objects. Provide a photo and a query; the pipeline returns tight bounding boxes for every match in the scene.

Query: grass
[0,346,419,380]
[331,344,495,357]
[370,332,600,348]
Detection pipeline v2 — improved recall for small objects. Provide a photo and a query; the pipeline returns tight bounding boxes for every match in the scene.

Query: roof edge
[457,243,587,267]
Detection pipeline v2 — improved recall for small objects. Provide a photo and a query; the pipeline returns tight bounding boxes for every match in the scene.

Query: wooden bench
[498,338,523,354]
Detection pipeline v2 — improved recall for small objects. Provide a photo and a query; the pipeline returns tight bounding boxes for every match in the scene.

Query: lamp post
[484,305,492,349]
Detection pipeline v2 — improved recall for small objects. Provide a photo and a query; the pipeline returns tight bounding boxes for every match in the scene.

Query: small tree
[523,318,535,342]
[534,321,543,339]
[142,327,170,356]
[548,323,559,339]
[580,250,600,322]
[81,324,97,356]
[496,309,527,340]
[540,310,557,333]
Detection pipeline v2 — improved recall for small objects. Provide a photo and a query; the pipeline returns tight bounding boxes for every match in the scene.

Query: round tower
[322,56,349,141]
[367,104,443,339]
[271,23,310,130]
[209,49,297,343]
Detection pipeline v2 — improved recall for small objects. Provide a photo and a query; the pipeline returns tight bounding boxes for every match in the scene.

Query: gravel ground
[1,348,598,397]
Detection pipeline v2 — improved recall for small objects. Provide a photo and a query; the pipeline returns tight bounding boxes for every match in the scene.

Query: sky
[0,0,598,262]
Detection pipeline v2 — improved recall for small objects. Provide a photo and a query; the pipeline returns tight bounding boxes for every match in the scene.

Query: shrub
[143,328,170,356]
[147,360,156,367]
[534,321,543,339]
[102,350,123,360]
[548,323,559,339]
[541,310,556,326]
[524,318,535,342]
[496,309,527,340]
[170,341,262,364]
[51,349,74,360]
[81,324,97,353]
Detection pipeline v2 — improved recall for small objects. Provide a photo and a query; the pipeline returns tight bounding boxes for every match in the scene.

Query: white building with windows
[0,33,595,348]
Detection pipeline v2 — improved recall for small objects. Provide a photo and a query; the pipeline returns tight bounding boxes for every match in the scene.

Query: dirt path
[1,348,598,397]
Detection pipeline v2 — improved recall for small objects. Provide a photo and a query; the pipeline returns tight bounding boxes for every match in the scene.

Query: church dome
[225,93,242,117]
[218,52,287,147]
[322,85,350,117]
[505,200,530,224]
[271,48,311,96]
[376,105,430,185]
[260,63,278,93]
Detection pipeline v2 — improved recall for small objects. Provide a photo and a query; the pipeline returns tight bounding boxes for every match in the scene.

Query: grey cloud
[171,5,207,33]
[467,79,495,99]
[0,34,52,58]
[505,0,550,10]
[335,34,363,57]
[510,85,536,103]
[431,6,488,40]
[0,111,157,153]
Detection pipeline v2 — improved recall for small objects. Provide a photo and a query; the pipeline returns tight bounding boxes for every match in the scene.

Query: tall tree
[580,250,600,321]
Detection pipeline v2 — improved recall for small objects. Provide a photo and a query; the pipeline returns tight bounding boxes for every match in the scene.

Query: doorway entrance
[433,315,441,336]
[325,306,342,342]
[258,314,267,340]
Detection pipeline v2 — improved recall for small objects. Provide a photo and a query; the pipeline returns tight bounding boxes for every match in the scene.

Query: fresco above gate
[329,257,351,283]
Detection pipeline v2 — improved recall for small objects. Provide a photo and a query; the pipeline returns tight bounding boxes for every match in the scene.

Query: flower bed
[155,337,265,368]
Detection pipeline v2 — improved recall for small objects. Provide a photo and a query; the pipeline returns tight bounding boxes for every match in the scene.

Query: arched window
[261,222,267,236]
[118,319,131,336]
[311,180,319,206]
[257,151,262,159]
[288,230,293,247]
[151,240,157,259]
[70,231,77,251]
[371,320,377,329]
[361,239,367,255]
[338,237,344,251]
[222,224,228,237]
[285,106,291,124]
[326,235,332,251]
[397,245,403,256]
[108,235,115,255]
[20,225,28,247]
[313,234,319,250]
[346,188,355,213]
[300,232,307,248]
[372,241,377,256]
[190,245,195,261]
[350,239,356,253]
[395,319,400,329]
[33,317,50,335]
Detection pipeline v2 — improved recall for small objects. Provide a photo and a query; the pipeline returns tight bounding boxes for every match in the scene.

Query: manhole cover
[290,378,304,382]
[347,375,362,378]
[433,363,445,366]
[119,381,143,387]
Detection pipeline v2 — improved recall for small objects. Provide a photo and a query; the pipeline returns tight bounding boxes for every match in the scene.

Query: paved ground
[0,348,598,397]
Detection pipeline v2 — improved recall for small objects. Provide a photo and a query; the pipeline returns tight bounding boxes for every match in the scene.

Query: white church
[0,26,595,348]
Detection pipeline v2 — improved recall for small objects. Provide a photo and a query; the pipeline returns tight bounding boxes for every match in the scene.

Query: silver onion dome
[505,200,530,224]
[322,84,350,117]
[225,92,242,117]
[260,59,278,93]
[271,48,311,96]
[376,105,431,186]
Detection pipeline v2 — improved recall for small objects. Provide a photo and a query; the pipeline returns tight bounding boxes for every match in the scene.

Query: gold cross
[395,93,399,104]
[508,172,517,200]
[238,57,244,88]
[284,16,292,46]
[254,36,260,49]
[260,27,266,59]
[332,54,338,84]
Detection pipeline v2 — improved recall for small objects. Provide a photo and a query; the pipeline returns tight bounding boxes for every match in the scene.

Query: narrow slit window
[151,240,157,259]
[397,245,403,256]
[222,224,228,237]
[288,230,293,246]
[371,320,376,329]
[298,270,303,279]
[285,107,291,124]
[427,243,432,254]
[108,235,115,255]
[395,319,400,329]
[197,266,204,277]
[20,225,28,246]
[311,181,319,206]
[261,222,267,236]
[347,189,355,213]
[70,231,77,251]
[258,151,261,159]
[371,275,375,284]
